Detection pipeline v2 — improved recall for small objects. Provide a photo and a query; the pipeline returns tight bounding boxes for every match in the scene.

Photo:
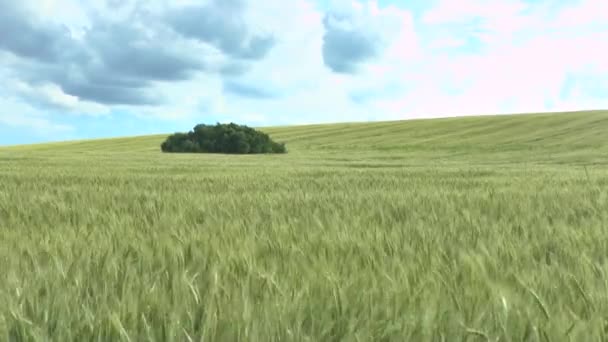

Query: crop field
[1,110,608,341]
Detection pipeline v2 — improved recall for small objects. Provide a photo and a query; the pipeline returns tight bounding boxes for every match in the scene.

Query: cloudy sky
[0,0,607,145]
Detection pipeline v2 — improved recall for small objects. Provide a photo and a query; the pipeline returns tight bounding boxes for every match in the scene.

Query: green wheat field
[1,110,607,341]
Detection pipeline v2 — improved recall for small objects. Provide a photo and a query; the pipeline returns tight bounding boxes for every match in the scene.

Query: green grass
[1,110,607,341]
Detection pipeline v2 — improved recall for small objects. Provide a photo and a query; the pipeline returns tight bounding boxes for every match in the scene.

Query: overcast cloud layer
[0,0,607,145]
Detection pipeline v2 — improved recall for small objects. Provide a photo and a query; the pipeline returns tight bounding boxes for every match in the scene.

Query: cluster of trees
[161,123,287,154]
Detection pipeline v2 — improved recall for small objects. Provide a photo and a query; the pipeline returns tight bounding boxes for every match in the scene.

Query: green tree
[160,123,286,154]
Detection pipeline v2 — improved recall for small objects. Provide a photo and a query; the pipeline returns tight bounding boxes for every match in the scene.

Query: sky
[0,0,607,145]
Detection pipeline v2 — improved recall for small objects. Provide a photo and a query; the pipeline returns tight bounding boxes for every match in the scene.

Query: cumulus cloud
[321,0,414,74]
[0,0,73,63]
[166,0,275,60]
[0,0,277,112]
[322,13,380,73]
[12,80,108,115]
[1,2,190,106]
[87,22,203,82]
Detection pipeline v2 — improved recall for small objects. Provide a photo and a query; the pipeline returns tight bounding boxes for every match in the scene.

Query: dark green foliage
[161,123,287,154]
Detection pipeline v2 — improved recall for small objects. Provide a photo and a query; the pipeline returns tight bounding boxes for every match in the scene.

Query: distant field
[1,110,607,341]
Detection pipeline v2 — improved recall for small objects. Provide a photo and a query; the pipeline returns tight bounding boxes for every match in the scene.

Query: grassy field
[1,110,607,341]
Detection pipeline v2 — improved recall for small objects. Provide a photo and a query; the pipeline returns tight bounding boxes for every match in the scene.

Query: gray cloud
[223,80,280,99]
[0,1,199,106]
[220,62,251,77]
[11,21,196,105]
[0,0,73,63]
[167,0,275,60]
[85,21,204,82]
[322,13,380,74]
[0,0,275,109]
[60,78,162,106]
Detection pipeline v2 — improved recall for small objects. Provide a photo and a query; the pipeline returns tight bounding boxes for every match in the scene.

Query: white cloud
[387,0,608,118]
[0,97,73,134]
[553,0,608,28]
[13,80,110,115]
[422,0,530,25]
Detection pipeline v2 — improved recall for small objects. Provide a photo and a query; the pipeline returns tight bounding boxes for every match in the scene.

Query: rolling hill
[2,110,607,165]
